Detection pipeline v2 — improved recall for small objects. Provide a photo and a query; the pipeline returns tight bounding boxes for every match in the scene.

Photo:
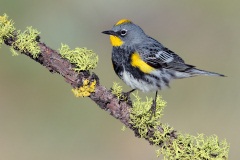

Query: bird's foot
[121,89,136,106]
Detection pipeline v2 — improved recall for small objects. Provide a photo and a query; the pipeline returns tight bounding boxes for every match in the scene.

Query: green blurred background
[0,0,239,159]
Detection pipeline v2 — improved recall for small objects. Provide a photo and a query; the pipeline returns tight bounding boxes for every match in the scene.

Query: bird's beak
[102,30,118,36]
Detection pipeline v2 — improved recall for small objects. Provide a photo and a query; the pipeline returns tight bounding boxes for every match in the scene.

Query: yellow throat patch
[131,52,154,73]
[109,35,123,47]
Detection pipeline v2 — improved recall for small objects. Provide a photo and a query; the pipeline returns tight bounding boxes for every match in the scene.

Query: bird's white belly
[121,70,158,92]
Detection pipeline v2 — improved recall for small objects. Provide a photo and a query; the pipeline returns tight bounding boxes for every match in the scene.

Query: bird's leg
[150,91,158,118]
[121,89,136,105]
[122,89,136,99]
[124,89,136,97]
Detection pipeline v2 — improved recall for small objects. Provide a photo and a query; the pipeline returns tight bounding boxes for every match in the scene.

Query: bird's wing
[139,41,195,72]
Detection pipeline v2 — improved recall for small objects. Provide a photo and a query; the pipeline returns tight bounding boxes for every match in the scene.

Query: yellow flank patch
[115,19,131,26]
[131,52,154,73]
[110,35,124,46]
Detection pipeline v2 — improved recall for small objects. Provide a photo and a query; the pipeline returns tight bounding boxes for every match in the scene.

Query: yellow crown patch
[115,19,131,26]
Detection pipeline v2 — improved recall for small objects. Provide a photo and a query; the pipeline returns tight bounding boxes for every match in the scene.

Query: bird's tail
[187,68,226,77]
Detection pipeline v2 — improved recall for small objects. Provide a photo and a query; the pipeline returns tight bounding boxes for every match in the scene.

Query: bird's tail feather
[188,68,226,77]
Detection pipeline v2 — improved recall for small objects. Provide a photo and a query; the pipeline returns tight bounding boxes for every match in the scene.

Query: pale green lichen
[130,92,166,138]
[0,14,40,57]
[10,46,19,56]
[72,79,96,97]
[158,133,229,160]
[149,123,174,146]
[0,14,16,48]
[59,44,98,71]
[111,82,123,99]
[12,27,40,58]
[121,125,126,131]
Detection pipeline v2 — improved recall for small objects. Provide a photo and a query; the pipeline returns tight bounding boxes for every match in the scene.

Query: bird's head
[102,19,146,48]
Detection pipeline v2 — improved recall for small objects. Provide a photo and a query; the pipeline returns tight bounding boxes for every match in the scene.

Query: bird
[102,19,225,116]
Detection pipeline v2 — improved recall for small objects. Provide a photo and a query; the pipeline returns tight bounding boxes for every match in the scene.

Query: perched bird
[102,19,225,116]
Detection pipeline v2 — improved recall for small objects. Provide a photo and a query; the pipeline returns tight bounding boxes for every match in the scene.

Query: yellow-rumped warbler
[102,19,225,115]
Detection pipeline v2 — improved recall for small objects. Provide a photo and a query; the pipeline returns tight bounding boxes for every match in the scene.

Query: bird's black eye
[120,29,127,36]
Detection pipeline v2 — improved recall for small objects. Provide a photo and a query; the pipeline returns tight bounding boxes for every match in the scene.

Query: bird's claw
[120,89,136,106]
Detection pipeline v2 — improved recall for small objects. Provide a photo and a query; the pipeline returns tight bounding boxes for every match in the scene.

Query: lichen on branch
[111,82,124,99]
[0,14,15,47]
[59,44,98,71]
[72,79,96,97]
[158,133,229,159]
[12,27,41,58]
[0,14,40,57]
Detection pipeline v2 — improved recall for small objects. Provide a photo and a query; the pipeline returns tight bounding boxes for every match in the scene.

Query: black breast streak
[111,47,124,77]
